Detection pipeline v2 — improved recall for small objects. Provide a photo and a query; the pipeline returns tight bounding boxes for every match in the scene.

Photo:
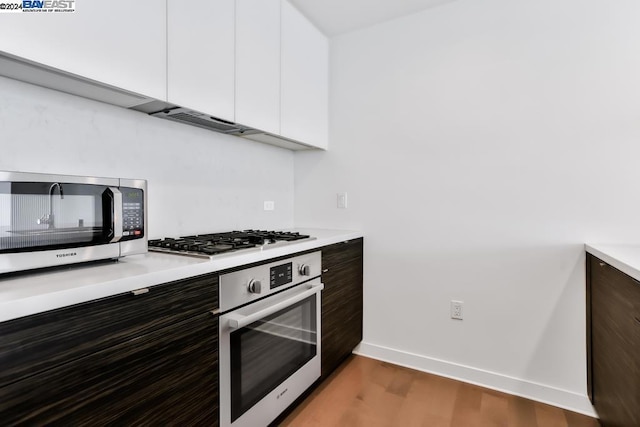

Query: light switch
[264,201,275,211]
[337,193,348,209]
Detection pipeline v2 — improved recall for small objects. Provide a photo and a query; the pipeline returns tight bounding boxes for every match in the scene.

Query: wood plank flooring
[281,355,600,427]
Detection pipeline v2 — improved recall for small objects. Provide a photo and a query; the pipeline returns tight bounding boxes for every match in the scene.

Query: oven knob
[248,279,262,294]
[299,264,311,276]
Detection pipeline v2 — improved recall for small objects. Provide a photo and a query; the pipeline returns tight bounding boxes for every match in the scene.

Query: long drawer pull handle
[211,309,220,316]
[131,288,149,296]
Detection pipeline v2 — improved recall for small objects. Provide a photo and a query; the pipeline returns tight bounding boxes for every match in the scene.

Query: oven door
[219,278,323,427]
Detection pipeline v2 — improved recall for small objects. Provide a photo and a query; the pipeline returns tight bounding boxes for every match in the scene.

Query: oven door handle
[227,282,324,330]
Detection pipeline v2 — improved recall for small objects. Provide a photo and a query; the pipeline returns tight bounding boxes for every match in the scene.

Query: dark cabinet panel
[0,313,219,426]
[322,238,362,270]
[587,254,640,427]
[321,238,363,378]
[0,272,218,388]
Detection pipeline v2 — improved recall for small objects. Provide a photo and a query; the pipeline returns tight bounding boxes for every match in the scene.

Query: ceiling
[289,0,459,37]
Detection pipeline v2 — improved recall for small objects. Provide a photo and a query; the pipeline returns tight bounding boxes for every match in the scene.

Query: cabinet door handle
[599,262,605,267]
[210,309,220,316]
[322,269,329,273]
[131,288,149,296]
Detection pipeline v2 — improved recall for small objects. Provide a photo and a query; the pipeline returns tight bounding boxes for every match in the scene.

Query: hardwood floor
[281,356,600,427]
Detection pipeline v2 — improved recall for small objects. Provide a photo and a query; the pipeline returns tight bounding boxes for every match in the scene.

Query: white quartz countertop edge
[585,243,640,282]
[0,228,363,323]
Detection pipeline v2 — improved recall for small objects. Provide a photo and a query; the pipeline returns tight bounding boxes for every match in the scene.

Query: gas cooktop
[148,230,314,258]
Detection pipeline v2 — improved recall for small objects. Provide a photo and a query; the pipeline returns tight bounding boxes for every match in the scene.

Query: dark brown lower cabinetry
[587,254,640,427]
[0,238,365,426]
[0,314,219,426]
[321,238,364,379]
[0,272,219,389]
[0,272,220,426]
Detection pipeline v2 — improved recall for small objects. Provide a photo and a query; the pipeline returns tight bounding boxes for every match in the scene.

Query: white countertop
[585,243,640,281]
[0,228,362,323]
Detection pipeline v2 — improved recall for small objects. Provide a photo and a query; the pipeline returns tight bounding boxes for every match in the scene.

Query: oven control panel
[219,251,321,312]
[270,263,293,289]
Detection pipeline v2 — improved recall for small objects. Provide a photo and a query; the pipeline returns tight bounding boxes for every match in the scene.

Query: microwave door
[0,181,117,253]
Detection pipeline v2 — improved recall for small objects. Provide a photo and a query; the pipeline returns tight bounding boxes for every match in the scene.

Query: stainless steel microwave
[0,171,147,274]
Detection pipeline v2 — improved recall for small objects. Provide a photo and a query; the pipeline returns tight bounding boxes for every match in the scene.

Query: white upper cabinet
[167,0,235,122]
[235,0,281,135]
[281,1,329,149]
[235,0,329,149]
[0,0,166,101]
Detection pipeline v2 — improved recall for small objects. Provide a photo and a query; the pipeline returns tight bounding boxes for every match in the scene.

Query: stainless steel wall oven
[219,251,322,427]
[0,171,147,274]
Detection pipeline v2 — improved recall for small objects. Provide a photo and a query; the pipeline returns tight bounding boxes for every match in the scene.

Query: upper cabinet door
[0,0,166,101]
[235,0,281,135]
[167,0,235,122]
[281,1,329,150]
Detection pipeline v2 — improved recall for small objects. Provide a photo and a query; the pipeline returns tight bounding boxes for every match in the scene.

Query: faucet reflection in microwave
[37,182,65,229]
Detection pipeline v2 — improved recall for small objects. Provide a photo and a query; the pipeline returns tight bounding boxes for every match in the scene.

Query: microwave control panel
[121,187,144,239]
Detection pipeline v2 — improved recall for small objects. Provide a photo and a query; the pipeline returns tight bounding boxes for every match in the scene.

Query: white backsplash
[0,76,295,238]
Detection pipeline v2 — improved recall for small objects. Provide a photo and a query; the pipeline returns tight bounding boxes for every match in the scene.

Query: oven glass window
[230,294,317,422]
[0,181,114,253]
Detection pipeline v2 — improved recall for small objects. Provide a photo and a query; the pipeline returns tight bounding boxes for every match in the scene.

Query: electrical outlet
[451,300,463,320]
[263,201,275,211]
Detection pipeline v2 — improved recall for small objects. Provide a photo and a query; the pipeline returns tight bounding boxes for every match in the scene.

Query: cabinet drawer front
[0,273,218,388]
[590,255,640,316]
[0,314,218,426]
[322,238,363,270]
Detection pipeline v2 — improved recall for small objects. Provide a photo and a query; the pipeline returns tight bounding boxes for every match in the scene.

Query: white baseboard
[354,341,597,418]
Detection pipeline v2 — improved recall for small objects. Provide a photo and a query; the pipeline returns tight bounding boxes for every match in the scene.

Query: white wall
[0,76,294,237]
[294,0,640,415]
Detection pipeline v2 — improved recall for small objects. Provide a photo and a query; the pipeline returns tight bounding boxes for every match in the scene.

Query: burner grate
[148,230,311,257]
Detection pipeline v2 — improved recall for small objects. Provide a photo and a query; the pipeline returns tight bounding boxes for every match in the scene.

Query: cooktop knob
[299,264,311,276]
[248,279,262,294]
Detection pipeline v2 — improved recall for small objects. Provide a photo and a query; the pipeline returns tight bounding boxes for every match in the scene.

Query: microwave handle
[227,282,324,330]
[107,187,123,243]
